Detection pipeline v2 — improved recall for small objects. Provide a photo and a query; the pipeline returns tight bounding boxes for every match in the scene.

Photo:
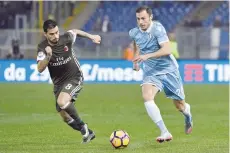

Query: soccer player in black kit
[36,20,101,143]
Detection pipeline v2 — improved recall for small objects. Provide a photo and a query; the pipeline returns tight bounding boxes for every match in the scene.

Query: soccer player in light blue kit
[129,6,193,143]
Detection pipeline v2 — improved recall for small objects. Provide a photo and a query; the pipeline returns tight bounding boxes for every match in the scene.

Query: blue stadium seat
[83,1,199,32]
[203,1,229,27]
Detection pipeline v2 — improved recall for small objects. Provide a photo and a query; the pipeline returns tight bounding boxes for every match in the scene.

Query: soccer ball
[109,130,130,149]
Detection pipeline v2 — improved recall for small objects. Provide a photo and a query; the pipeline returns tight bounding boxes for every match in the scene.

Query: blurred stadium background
[0,1,229,153]
[0,1,228,59]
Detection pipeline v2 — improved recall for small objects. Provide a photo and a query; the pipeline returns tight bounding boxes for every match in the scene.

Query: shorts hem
[140,82,162,92]
[166,96,185,101]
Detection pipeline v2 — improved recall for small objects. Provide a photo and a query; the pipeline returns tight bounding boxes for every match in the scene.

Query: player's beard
[48,38,58,45]
[140,19,151,31]
[140,22,151,31]
[140,25,147,31]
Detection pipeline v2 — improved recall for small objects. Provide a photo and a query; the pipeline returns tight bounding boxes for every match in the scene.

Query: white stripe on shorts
[69,79,82,96]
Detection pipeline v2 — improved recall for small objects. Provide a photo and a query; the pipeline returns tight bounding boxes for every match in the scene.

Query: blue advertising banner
[0,60,229,84]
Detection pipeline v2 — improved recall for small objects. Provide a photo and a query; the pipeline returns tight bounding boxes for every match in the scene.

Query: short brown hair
[136,6,152,16]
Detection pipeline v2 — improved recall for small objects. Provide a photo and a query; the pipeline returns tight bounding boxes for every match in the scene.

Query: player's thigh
[54,86,63,112]
[57,79,83,107]
[141,76,163,101]
[161,70,185,101]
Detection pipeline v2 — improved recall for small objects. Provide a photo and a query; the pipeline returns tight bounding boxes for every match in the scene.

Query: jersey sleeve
[128,28,136,41]
[66,30,77,44]
[153,23,169,44]
[36,45,46,62]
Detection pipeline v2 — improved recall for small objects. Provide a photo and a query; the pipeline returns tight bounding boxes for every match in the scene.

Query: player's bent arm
[70,29,94,40]
[37,56,51,73]
[146,41,171,59]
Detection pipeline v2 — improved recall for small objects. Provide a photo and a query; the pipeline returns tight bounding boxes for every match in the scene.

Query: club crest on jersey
[64,46,69,52]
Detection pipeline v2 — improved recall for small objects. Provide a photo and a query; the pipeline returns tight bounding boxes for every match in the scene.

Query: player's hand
[45,46,52,57]
[133,55,149,63]
[91,35,101,44]
[133,62,140,71]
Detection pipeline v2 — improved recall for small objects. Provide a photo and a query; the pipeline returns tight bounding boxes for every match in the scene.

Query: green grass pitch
[0,84,228,153]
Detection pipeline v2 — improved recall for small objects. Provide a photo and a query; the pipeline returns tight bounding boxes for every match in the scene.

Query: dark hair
[43,19,57,33]
[136,6,152,16]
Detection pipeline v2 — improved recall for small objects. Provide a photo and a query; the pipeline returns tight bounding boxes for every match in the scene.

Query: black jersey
[36,31,83,85]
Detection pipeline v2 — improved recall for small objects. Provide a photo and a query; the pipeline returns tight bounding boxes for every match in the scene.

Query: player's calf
[173,100,193,134]
[58,92,83,125]
[58,93,95,142]
[183,103,193,134]
[173,99,186,112]
[59,110,82,131]
[142,84,171,139]
[59,111,95,143]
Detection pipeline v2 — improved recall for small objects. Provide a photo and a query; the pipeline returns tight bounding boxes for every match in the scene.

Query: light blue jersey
[129,21,185,100]
[129,21,178,76]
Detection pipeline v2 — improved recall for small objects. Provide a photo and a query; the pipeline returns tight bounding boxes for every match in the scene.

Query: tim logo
[184,64,204,82]
[64,46,68,52]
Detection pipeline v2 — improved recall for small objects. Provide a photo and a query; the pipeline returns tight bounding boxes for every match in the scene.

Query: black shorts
[54,78,83,112]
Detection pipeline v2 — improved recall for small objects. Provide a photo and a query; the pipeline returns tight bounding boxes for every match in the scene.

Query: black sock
[67,120,92,135]
[67,119,82,131]
[62,102,85,126]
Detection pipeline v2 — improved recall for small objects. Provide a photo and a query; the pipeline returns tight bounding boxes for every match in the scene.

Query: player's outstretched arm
[70,29,101,44]
[37,46,52,73]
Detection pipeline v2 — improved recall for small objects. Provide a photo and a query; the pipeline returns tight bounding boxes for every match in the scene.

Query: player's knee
[142,92,154,102]
[57,97,70,108]
[57,92,72,108]
[57,99,68,108]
